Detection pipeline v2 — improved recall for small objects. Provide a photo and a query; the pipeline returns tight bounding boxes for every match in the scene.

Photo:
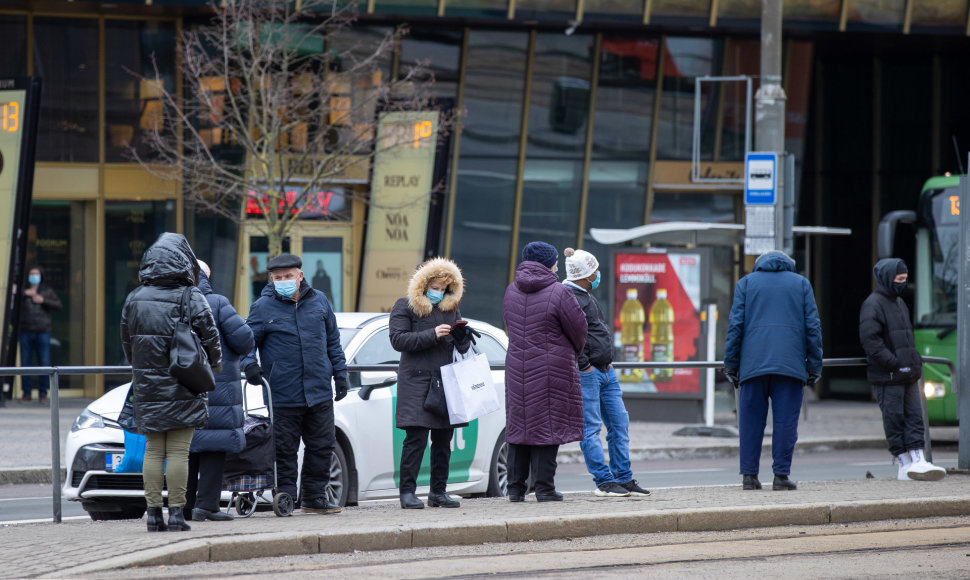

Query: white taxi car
[63,313,509,520]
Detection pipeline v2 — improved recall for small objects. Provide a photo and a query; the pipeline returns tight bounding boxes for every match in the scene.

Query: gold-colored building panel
[103,164,178,199]
[33,165,99,199]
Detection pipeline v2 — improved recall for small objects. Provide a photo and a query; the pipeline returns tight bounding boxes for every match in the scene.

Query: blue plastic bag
[115,430,146,473]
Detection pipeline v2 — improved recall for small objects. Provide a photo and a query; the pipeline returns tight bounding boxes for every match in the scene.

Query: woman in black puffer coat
[184,262,254,522]
[389,257,472,510]
[121,233,221,532]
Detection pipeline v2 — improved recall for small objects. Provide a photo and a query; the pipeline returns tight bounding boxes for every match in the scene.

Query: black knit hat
[896,260,908,275]
[521,241,558,268]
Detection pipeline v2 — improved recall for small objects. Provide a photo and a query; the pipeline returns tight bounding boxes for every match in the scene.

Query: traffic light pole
[755,0,788,253]
[958,171,970,469]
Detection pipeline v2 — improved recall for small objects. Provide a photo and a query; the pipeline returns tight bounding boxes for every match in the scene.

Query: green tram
[878,175,961,425]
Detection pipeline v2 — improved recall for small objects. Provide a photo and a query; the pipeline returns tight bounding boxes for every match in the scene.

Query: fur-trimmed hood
[406,257,464,316]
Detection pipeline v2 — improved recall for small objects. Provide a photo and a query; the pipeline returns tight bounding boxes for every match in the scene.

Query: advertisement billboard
[613,251,703,394]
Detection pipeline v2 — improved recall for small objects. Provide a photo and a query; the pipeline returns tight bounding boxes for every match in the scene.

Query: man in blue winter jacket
[242,253,349,514]
[724,250,822,491]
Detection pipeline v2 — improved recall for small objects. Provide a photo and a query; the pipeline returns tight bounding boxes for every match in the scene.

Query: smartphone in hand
[450,320,468,332]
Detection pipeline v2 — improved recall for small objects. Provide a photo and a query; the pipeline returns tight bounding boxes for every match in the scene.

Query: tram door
[237,223,354,318]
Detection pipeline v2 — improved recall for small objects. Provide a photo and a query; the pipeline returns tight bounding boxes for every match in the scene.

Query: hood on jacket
[754,250,796,273]
[873,258,904,295]
[138,233,200,287]
[198,271,214,295]
[407,257,464,316]
[514,260,559,294]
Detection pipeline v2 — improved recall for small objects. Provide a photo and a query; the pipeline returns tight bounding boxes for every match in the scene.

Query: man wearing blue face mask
[242,253,349,514]
[563,248,649,498]
[18,266,62,404]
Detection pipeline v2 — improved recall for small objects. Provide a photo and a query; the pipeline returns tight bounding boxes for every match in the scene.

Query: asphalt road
[1,447,959,524]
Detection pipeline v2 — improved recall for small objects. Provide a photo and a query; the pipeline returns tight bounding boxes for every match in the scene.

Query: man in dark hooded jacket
[724,250,822,492]
[242,253,348,514]
[859,258,945,481]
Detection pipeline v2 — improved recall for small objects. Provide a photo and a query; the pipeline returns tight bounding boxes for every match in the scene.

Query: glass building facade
[3,0,970,400]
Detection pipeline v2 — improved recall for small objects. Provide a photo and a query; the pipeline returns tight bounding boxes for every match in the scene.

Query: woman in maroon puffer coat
[502,241,587,502]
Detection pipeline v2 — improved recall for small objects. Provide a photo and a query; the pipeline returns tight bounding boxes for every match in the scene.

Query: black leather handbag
[423,376,449,418]
[169,286,215,394]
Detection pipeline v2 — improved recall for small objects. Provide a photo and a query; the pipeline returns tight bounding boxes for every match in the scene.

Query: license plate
[105,453,122,471]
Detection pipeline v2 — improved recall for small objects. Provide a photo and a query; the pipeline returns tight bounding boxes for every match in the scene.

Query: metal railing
[0,355,954,523]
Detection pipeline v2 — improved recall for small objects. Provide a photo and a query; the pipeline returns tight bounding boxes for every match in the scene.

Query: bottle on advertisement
[619,288,645,382]
[649,288,674,382]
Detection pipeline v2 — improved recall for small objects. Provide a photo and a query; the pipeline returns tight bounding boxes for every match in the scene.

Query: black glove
[806,372,821,387]
[244,363,264,386]
[334,375,349,402]
[450,324,481,345]
[723,368,740,389]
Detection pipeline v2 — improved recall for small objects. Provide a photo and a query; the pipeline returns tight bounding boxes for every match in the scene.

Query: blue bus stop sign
[745,152,777,205]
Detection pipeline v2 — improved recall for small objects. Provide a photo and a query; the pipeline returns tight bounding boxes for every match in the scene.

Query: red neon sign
[245,190,341,217]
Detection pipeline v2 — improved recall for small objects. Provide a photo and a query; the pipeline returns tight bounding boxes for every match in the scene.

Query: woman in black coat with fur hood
[389,257,473,510]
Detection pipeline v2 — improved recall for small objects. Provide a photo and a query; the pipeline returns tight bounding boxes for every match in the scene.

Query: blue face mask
[28,275,41,286]
[591,271,601,290]
[426,289,445,304]
[274,279,298,298]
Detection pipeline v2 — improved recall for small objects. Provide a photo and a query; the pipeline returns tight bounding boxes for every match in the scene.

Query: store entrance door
[237,223,354,318]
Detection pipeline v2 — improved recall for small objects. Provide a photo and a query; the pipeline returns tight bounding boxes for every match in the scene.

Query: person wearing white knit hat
[563,248,650,498]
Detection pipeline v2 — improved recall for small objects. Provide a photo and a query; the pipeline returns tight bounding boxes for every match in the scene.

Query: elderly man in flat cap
[242,253,349,514]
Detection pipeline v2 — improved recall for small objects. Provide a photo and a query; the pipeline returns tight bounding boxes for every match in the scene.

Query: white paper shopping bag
[440,347,500,424]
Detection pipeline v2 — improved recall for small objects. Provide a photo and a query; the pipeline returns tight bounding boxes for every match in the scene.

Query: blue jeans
[19,331,51,397]
[579,367,632,486]
[738,374,803,477]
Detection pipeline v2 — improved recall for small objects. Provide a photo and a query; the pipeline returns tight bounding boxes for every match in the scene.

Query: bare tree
[134,0,442,257]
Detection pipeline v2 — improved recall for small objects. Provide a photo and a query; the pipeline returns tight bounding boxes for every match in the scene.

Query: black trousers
[874,382,925,457]
[185,451,226,513]
[274,400,335,501]
[507,443,559,496]
[399,427,454,495]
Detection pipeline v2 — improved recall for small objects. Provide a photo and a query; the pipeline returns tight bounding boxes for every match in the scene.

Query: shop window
[24,202,87,391]
[248,236,291,305]
[584,0,643,22]
[444,0,508,17]
[656,37,720,161]
[398,28,462,101]
[594,37,659,161]
[0,16,27,78]
[519,33,594,253]
[105,20,176,162]
[845,0,906,31]
[374,0,438,15]
[911,0,969,31]
[450,31,528,327]
[34,18,99,163]
[515,0,576,20]
[719,39,760,161]
[104,201,177,387]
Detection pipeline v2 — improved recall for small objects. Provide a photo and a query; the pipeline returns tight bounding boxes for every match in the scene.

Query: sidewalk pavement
[1,394,967,577]
[5,478,970,577]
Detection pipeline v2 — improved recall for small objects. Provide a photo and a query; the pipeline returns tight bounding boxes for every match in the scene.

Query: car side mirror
[358,372,397,401]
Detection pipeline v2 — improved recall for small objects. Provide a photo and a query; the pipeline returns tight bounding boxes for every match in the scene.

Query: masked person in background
[121,233,222,532]
[860,258,945,481]
[185,260,255,522]
[389,258,475,509]
[19,266,62,404]
[242,253,348,515]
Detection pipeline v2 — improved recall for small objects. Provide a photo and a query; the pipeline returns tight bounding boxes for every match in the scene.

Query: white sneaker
[906,449,946,481]
[896,453,914,481]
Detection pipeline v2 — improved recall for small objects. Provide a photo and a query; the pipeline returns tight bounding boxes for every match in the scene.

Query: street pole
[958,171,970,470]
[755,0,787,252]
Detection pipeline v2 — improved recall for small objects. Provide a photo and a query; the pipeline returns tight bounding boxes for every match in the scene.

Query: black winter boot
[742,474,762,490]
[146,507,168,532]
[167,506,192,531]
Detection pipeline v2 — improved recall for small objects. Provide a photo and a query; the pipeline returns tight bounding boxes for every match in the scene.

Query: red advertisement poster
[614,252,702,393]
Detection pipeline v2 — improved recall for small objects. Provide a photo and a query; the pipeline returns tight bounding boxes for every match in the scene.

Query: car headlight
[71,409,105,432]
[923,381,946,399]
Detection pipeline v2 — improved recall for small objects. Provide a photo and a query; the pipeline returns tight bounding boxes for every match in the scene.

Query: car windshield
[920,188,960,327]
[339,328,359,350]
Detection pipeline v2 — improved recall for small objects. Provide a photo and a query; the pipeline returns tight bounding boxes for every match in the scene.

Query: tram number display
[1,101,18,133]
